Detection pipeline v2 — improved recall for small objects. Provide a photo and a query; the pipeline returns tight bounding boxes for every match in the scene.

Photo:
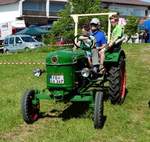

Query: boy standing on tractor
[90,18,107,72]
[78,24,96,66]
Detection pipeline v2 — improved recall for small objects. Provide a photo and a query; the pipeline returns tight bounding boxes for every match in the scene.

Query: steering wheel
[73,35,94,51]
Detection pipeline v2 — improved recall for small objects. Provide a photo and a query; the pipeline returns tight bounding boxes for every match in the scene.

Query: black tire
[21,90,40,124]
[0,48,4,54]
[5,50,9,54]
[108,56,126,104]
[25,47,29,52]
[94,91,104,129]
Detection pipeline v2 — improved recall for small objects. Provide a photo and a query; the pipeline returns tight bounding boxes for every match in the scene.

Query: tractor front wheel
[21,90,40,124]
[94,91,104,129]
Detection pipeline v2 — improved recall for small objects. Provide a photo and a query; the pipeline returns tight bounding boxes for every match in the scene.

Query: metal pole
[108,14,111,43]
[46,0,49,17]
[74,21,78,37]
[70,13,117,43]
[71,15,79,43]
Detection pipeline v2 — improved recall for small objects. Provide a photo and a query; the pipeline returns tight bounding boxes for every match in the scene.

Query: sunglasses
[90,23,98,26]
[110,18,117,23]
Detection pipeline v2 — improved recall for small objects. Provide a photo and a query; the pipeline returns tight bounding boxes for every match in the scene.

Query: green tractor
[21,13,126,129]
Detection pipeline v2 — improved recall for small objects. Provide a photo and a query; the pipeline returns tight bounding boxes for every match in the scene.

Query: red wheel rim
[120,64,126,98]
[31,103,40,121]
[32,114,38,121]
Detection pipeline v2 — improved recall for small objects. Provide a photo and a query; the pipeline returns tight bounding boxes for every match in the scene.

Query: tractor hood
[46,49,85,65]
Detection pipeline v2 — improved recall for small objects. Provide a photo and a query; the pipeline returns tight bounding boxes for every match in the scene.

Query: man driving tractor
[90,18,107,72]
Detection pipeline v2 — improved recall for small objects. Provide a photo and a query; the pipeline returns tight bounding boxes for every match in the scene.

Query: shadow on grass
[39,102,107,129]
[120,88,129,104]
[39,103,90,119]
[124,88,129,101]
[59,102,89,120]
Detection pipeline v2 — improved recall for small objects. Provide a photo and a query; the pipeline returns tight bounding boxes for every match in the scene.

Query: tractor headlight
[51,56,58,64]
[81,68,90,78]
[33,68,42,77]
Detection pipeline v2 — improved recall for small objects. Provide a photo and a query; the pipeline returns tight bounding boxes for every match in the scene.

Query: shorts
[100,48,106,52]
[86,51,92,57]
[98,47,106,53]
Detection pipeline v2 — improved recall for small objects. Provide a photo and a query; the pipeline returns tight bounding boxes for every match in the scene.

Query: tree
[49,0,108,44]
[125,16,139,36]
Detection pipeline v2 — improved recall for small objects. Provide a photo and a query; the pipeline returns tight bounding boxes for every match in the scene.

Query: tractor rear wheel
[108,56,126,104]
[94,91,104,129]
[21,90,40,124]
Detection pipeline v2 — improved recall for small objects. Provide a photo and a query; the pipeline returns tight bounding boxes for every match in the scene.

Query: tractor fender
[105,49,126,63]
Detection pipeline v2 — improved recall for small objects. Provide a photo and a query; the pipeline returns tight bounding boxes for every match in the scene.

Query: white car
[3,35,43,53]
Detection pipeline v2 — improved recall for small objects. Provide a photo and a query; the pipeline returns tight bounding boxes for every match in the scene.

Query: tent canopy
[16,26,48,36]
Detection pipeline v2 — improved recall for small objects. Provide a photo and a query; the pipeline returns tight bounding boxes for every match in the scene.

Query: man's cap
[90,18,100,25]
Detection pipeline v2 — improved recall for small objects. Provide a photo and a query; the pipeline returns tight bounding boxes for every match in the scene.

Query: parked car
[3,35,43,53]
[0,46,4,53]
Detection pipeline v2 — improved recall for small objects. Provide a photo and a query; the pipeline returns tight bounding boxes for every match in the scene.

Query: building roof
[0,0,68,5]
[0,0,19,5]
[101,0,150,6]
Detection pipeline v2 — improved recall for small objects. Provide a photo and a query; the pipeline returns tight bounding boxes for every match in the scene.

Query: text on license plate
[49,75,64,84]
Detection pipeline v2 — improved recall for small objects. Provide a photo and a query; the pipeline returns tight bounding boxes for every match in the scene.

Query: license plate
[49,75,64,84]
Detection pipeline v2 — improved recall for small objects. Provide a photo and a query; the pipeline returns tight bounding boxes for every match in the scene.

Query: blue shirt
[144,20,150,43]
[90,31,106,48]
[144,20,150,31]
[138,24,145,31]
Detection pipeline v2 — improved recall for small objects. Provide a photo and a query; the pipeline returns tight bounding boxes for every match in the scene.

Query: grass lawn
[0,44,150,142]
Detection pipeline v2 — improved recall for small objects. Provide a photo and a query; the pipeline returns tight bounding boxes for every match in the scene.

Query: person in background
[90,18,107,72]
[117,13,127,27]
[138,17,148,43]
[143,17,150,43]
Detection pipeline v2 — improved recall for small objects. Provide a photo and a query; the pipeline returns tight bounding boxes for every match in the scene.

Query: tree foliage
[125,16,139,36]
[49,0,108,43]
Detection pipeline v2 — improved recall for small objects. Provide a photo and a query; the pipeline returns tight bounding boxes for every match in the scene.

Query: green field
[0,44,150,142]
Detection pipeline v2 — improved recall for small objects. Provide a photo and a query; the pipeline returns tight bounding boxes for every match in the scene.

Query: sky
[142,0,150,2]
